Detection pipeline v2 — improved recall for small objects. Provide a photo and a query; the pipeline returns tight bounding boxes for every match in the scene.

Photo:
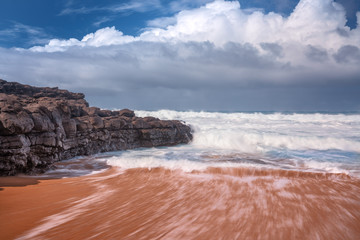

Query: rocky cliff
[0,79,192,175]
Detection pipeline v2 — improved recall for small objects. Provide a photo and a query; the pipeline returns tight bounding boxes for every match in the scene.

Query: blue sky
[0,0,358,48]
[0,0,360,111]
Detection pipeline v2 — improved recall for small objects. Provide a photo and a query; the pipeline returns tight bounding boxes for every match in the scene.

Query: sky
[0,0,359,112]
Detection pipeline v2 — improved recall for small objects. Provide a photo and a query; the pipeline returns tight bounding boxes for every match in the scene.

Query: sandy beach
[1,167,360,240]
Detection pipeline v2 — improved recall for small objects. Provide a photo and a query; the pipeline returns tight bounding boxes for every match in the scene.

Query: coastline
[0,79,192,176]
[1,166,360,240]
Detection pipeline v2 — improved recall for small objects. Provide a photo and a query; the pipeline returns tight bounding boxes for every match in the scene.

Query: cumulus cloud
[31,0,360,64]
[146,17,177,28]
[30,27,135,52]
[1,0,360,111]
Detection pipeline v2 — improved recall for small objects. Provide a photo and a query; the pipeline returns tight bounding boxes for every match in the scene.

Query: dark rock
[62,119,77,138]
[132,118,151,129]
[89,116,104,129]
[0,79,84,100]
[0,79,192,175]
[0,111,34,135]
[75,117,93,132]
[97,109,112,117]
[143,116,160,122]
[31,112,55,132]
[104,118,127,130]
[119,109,135,118]
[84,107,100,116]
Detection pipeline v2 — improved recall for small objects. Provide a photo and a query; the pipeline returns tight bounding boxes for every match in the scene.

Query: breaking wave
[136,110,360,153]
[105,110,360,176]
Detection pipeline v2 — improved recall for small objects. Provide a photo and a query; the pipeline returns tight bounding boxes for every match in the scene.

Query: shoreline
[0,79,192,176]
[1,166,360,240]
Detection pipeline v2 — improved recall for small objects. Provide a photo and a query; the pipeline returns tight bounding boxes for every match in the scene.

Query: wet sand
[1,167,360,240]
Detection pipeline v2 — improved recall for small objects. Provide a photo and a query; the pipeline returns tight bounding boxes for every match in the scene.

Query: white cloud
[1,0,360,111]
[36,0,360,54]
[30,27,135,52]
[28,0,360,74]
[59,0,162,16]
[146,17,177,28]
[93,16,114,27]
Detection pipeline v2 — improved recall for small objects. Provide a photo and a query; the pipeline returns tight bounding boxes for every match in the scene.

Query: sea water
[102,110,360,177]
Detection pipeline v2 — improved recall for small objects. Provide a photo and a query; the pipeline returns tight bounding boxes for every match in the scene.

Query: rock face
[0,79,192,175]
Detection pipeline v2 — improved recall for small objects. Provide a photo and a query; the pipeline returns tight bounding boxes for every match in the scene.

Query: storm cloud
[0,0,359,111]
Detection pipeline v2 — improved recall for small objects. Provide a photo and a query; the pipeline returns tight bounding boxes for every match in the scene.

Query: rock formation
[0,79,192,175]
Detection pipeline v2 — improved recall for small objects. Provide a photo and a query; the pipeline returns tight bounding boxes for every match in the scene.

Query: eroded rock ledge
[0,79,192,175]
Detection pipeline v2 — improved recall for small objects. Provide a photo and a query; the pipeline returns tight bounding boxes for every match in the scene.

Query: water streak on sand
[16,172,118,240]
[1,167,359,240]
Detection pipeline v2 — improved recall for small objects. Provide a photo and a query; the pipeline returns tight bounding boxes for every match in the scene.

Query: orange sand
[1,167,360,240]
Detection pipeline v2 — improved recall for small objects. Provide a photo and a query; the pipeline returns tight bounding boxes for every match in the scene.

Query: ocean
[1,110,360,239]
[106,110,360,176]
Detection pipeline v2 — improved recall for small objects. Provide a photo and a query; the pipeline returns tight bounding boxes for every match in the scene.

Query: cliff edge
[0,79,192,175]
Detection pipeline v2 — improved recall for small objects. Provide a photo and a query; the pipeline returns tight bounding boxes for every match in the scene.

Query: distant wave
[96,110,360,176]
[136,110,360,153]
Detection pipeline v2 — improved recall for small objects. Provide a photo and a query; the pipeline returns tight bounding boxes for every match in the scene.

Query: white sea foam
[106,147,263,172]
[105,110,360,175]
[107,155,208,172]
[136,110,360,153]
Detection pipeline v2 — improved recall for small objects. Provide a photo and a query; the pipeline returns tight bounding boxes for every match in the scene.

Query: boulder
[119,109,135,118]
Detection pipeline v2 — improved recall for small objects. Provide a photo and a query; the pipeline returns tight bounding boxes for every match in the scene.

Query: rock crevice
[0,80,192,175]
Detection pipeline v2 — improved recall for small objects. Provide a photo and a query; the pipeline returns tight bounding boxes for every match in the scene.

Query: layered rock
[0,79,192,175]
